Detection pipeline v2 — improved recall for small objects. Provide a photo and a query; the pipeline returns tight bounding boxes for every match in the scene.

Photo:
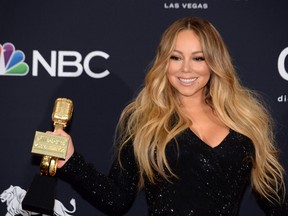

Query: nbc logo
[0,42,110,78]
[0,42,29,76]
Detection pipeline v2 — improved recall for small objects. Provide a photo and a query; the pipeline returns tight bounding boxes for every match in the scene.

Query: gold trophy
[22,98,73,214]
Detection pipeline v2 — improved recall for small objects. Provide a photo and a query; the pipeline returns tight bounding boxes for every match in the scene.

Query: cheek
[196,65,211,76]
[167,61,181,73]
[166,71,174,84]
[166,66,174,79]
[203,71,212,85]
[166,69,177,86]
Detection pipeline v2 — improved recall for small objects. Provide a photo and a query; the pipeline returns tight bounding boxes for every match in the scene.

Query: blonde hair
[116,17,286,203]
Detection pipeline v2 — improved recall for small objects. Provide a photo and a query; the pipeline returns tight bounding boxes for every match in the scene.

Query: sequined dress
[58,128,288,215]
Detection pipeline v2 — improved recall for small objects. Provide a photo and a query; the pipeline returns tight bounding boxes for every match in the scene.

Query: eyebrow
[173,49,203,55]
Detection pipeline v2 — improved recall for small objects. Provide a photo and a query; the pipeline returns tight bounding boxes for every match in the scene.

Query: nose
[182,59,192,73]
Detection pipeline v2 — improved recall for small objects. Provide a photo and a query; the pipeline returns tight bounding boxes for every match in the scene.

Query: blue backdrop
[1,0,288,215]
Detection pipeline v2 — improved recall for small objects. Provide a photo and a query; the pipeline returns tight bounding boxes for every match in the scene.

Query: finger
[52,129,68,136]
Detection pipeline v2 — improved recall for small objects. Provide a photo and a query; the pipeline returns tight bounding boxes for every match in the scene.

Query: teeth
[179,78,197,83]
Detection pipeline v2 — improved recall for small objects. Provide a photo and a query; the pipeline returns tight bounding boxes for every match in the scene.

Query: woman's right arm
[53,129,140,216]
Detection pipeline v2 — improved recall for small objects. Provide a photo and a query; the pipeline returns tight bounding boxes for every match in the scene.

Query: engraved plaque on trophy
[22,98,73,215]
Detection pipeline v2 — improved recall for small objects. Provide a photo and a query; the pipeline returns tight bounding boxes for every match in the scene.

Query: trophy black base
[22,174,57,215]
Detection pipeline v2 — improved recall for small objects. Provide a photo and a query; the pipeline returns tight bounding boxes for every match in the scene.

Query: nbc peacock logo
[0,42,29,76]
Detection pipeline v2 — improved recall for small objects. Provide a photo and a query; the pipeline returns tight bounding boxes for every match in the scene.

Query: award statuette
[22,98,73,215]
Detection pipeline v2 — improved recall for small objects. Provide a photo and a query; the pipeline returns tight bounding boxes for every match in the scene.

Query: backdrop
[1,0,288,215]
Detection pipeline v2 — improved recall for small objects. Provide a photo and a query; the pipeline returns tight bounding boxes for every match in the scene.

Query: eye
[193,57,205,62]
[170,55,182,61]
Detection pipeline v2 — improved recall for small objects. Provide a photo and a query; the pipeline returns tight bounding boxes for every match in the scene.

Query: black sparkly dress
[58,129,288,215]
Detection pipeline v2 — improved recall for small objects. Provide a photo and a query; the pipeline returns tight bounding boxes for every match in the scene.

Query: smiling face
[167,29,211,103]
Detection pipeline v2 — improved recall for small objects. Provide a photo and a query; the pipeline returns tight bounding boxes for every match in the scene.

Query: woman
[55,17,287,215]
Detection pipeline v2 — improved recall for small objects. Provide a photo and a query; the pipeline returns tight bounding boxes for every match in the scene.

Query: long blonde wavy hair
[116,17,286,204]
